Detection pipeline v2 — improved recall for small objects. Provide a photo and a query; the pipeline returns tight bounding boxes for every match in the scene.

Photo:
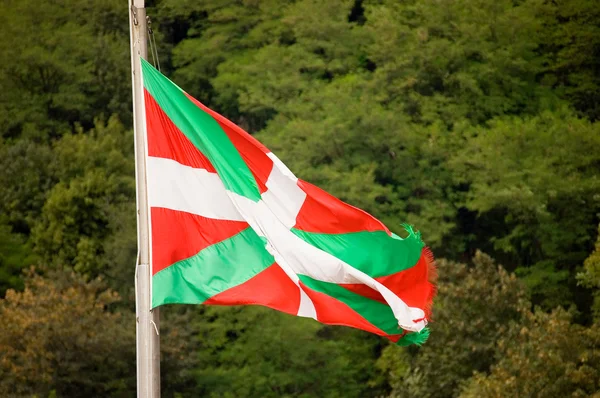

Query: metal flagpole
[129,0,160,396]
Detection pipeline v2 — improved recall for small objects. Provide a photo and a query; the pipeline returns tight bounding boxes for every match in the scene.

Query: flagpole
[129,0,160,397]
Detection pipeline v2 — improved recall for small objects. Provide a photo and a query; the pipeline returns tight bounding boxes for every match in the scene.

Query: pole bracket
[131,5,139,26]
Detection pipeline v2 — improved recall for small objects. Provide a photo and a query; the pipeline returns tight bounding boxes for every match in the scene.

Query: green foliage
[579,224,600,320]
[159,0,295,127]
[379,252,529,398]
[30,117,135,284]
[363,0,554,126]
[191,305,387,397]
[452,109,600,309]
[0,220,37,296]
[461,308,600,397]
[0,269,136,397]
[537,0,600,121]
[0,271,199,397]
[0,0,131,139]
[0,139,55,234]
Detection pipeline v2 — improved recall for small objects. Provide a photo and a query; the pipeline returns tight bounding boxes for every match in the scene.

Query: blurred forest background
[1,0,599,396]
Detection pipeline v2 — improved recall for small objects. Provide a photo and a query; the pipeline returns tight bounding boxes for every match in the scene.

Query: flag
[141,59,436,346]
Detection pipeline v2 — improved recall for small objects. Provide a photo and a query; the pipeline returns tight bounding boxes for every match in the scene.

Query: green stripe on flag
[152,228,275,307]
[291,228,424,278]
[298,275,401,335]
[141,58,261,202]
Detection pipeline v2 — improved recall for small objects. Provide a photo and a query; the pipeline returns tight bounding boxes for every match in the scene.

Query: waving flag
[141,59,436,345]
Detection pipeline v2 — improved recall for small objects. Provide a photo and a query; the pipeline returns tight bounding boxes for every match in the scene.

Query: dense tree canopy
[461,308,600,397]
[0,270,136,397]
[0,0,598,396]
[379,253,530,397]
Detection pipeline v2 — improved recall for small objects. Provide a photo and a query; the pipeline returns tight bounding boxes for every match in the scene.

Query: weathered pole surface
[129,0,160,396]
